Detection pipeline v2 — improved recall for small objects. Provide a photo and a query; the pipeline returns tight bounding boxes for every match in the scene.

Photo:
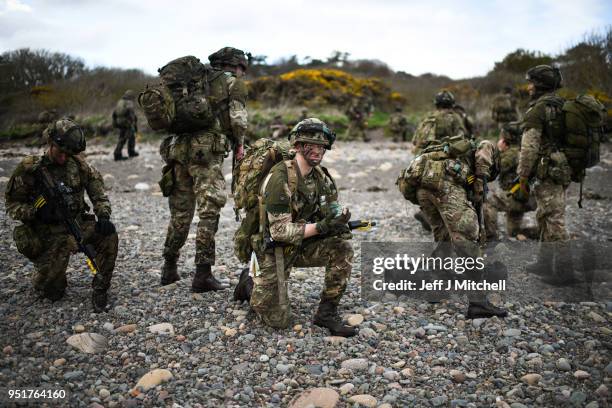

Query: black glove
[95,217,116,236]
[316,208,351,235]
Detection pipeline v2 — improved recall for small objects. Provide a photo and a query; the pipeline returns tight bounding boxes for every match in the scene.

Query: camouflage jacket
[498,146,520,190]
[413,109,467,153]
[516,92,561,178]
[208,69,248,146]
[5,154,111,224]
[388,112,409,133]
[263,159,338,247]
[491,94,518,122]
[113,98,138,128]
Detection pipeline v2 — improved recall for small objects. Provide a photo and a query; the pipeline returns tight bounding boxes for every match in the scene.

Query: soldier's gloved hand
[316,208,351,235]
[95,216,116,236]
[513,177,530,203]
[472,178,485,204]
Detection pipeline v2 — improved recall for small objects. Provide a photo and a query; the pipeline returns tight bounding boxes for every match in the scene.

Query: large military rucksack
[492,94,517,122]
[233,138,295,262]
[398,135,477,204]
[536,93,606,206]
[138,56,219,134]
[561,95,606,182]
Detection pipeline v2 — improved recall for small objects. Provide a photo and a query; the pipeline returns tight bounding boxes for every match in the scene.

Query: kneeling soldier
[247,118,357,336]
[5,118,118,312]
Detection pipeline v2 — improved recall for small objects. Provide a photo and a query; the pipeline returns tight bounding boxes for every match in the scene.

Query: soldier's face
[299,143,326,166]
[497,137,509,152]
[527,82,536,97]
[48,143,68,166]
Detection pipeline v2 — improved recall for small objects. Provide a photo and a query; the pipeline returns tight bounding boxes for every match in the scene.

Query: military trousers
[114,127,136,157]
[250,236,354,329]
[26,219,118,297]
[484,188,537,238]
[533,178,569,242]
[162,153,227,265]
[417,182,485,302]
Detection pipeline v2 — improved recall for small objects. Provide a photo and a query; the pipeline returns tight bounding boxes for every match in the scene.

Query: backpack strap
[283,160,299,214]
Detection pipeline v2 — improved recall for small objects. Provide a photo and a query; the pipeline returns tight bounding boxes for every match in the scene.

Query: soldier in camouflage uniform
[5,118,118,312]
[388,105,410,142]
[160,47,249,291]
[491,86,519,128]
[483,122,537,239]
[415,138,507,318]
[345,96,372,142]
[412,91,468,232]
[515,65,575,285]
[412,91,467,153]
[112,90,139,161]
[453,103,475,139]
[247,118,357,336]
[270,115,288,140]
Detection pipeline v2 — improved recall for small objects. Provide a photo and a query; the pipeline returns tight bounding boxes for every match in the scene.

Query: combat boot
[128,151,139,157]
[92,289,108,313]
[160,255,180,286]
[466,301,508,319]
[414,211,432,232]
[233,268,253,302]
[114,154,128,161]
[42,288,65,302]
[192,264,225,292]
[313,301,357,337]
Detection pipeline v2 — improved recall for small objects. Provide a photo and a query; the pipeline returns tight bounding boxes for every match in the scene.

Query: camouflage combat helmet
[434,90,455,108]
[288,118,336,150]
[122,89,136,100]
[526,65,563,91]
[501,121,522,144]
[208,47,249,71]
[43,117,86,154]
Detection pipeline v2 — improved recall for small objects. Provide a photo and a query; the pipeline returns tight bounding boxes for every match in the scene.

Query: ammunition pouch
[158,164,175,197]
[13,224,43,260]
[159,135,173,164]
[420,159,446,191]
[189,132,229,165]
[547,151,572,186]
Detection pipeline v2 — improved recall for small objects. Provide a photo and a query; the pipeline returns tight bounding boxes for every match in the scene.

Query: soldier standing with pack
[240,118,357,336]
[515,65,574,284]
[412,90,468,232]
[158,47,248,291]
[388,105,410,142]
[491,86,519,129]
[345,96,372,142]
[5,118,118,312]
[112,90,139,161]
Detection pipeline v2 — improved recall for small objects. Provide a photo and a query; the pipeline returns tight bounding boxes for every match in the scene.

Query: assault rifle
[263,219,377,251]
[33,168,99,275]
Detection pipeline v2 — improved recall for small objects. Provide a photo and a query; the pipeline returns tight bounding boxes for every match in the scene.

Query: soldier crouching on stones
[5,118,118,312]
[238,118,357,337]
[413,138,508,318]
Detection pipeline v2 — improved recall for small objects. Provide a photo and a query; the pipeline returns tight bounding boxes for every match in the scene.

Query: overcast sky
[1,0,610,79]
